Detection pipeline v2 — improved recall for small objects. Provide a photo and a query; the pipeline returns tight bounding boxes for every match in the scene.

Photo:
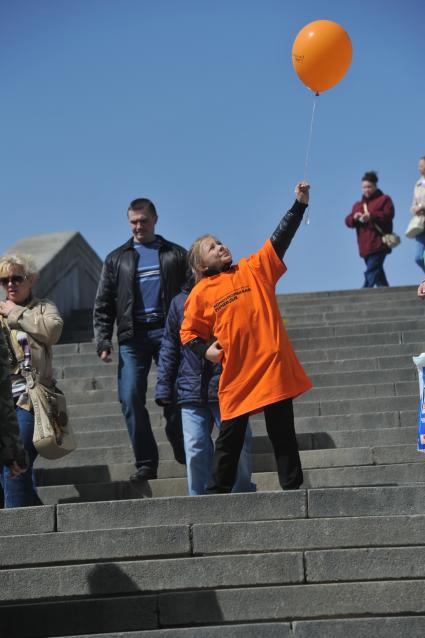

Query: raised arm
[270,182,309,259]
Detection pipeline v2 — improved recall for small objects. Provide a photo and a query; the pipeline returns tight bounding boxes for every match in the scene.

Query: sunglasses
[0,275,26,286]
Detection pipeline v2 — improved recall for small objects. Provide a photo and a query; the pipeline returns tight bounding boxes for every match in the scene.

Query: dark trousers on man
[118,325,184,472]
[206,398,303,493]
[363,251,389,288]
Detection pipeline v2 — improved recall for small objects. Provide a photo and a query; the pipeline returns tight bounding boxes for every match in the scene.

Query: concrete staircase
[2,285,425,637]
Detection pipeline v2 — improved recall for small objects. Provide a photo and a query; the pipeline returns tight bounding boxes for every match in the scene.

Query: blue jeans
[415,231,425,273]
[0,407,42,508]
[118,326,183,471]
[363,251,389,288]
[181,403,256,495]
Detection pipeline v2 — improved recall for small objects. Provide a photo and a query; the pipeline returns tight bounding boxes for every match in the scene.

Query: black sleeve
[270,200,308,259]
[93,259,116,355]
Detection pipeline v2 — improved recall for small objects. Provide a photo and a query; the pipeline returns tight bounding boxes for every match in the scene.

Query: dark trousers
[206,398,303,493]
[118,326,184,470]
[363,251,389,288]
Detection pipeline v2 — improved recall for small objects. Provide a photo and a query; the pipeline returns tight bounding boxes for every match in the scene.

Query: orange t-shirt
[180,239,312,420]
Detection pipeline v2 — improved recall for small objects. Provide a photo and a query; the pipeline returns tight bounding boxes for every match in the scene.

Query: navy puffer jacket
[155,284,220,406]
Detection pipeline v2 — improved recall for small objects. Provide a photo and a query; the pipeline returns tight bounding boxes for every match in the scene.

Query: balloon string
[303,93,319,225]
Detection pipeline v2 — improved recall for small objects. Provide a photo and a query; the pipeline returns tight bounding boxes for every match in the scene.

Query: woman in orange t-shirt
[180,182,312,493]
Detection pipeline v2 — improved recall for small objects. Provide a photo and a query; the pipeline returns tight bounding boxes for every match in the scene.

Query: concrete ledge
[0,525,190,568]
[0,595,158,637]
[292,616,425,637]
[57,492,307,531]
[0,506,55,536]
[158,581,425,625]
[0,553,304,602]
[193,515,425,555]
[308,486,425,518]
[55,625,293,638]
[305,546,425,582]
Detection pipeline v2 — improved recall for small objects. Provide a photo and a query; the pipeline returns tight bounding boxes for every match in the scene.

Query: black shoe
[130,468,158,482]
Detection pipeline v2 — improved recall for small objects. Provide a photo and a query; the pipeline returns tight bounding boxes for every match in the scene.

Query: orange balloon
[292,20,352,94]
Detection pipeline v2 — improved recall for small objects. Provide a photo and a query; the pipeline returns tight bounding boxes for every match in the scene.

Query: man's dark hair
[420,156,425,162]
[362,171,378,184]
[127,198,157,217]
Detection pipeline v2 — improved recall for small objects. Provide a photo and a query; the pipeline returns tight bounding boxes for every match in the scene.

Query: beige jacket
[411,178,425,215]
[6,297,63,384]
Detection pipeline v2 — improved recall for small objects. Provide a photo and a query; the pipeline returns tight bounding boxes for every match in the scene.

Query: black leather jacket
[93,235,187,354]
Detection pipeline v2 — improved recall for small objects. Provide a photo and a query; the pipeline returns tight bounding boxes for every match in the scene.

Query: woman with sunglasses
[0,254,63,507]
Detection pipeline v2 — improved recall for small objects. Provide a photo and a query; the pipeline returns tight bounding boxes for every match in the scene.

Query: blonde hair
[188,234,218,283]
[0,254,39,280]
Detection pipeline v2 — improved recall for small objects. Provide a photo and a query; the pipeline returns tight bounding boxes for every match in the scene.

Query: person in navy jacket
[155,280,255,495]
[345,171,395,287]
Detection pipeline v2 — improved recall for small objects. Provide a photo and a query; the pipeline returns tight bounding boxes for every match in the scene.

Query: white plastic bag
[413,353,425,452]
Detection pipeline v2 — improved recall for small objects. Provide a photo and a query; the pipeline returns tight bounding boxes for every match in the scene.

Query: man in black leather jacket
[93,197,187,481]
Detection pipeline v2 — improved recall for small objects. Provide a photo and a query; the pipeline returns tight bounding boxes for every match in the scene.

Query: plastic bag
[413,353,425,452]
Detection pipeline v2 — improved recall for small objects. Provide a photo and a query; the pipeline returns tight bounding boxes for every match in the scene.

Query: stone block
[0,525,190,567]
[308,485,425,518]
[293,616,425,638]
[57,491,307,531]
[305,546,425,582]
[193,514,425,555]
[0,595,157,637]
[0,553,304,602]
[158,581,425,625]
[0,505,55,537]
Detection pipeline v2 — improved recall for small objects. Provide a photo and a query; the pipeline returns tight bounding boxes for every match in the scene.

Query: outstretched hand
[295,182,310,205]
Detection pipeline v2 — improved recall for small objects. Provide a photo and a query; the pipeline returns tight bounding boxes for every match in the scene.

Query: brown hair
[362,171,378,184]
[188,234,218,283]
[127,198,157,217]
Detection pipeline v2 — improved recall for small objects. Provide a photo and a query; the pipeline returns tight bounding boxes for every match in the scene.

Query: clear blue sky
[1,0,424,293]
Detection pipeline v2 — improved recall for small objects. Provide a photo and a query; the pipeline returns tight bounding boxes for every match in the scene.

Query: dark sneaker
[130,468,158,482]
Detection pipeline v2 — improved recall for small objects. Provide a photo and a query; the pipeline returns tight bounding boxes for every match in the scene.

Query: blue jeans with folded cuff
[0,406,42,508]
[181,402,256,496]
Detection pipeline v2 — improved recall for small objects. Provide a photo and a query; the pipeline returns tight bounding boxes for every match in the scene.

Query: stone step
[67,408,417,437]
[53,317,425,355]
[70,425,419,452]
[64,380,417,408]
[305,546,425,582]
[0,525,191,568]
[2,587,425,638]
[51,486,424,533]
[55,350,418,381]
[56,491,306,531]
[36,462,425,504]
[0,552,306,603]
[291,330,424,352]
[280,298,422,316]
[287,317,425,339]
[4,513,425,568]
[283,306,425,326]
[48,617,425,638]
[66,393,417,419]
[56,364,418,395]
[193,513,425,555]
[35,444,422,479]
[53,339,424,370]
